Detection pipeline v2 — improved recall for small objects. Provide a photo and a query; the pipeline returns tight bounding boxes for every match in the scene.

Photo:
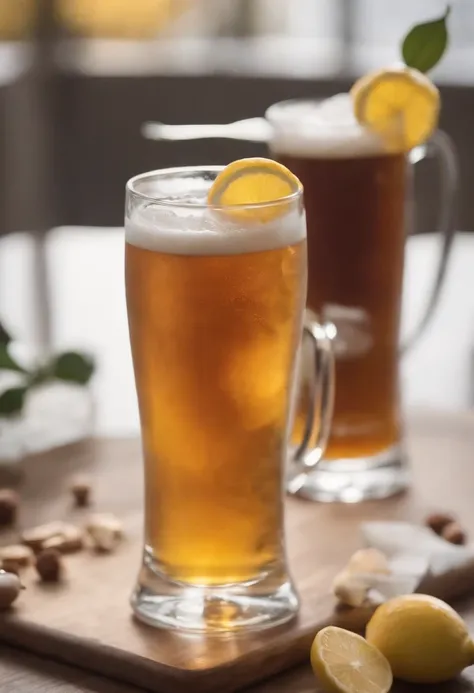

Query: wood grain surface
[0,410,474,693]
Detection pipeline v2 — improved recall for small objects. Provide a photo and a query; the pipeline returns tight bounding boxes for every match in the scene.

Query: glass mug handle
[402,130,459,353]
[287,319,335,495]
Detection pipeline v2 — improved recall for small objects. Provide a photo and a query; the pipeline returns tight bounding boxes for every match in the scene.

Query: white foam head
[266,94,386,159]
[126,197,305,256]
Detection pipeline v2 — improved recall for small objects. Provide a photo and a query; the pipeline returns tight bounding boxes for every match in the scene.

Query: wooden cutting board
[0,410,474,693]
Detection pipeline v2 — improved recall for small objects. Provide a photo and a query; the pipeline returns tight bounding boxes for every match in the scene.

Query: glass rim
[126,165,303,211]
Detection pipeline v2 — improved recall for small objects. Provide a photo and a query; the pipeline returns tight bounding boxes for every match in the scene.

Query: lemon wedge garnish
[311,626,393,693]
[351,66,440,152]
[207,157,301,221]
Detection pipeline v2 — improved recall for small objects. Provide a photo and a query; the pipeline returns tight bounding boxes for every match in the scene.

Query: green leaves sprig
[401,5,451,73]
[0,324,95,417]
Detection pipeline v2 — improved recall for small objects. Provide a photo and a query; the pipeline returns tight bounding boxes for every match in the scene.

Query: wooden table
[1,409,474,692]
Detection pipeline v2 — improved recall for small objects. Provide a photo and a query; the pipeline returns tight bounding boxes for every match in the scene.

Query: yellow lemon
[207,158,301,222]
[366,594,474,683]
[351,66,440,152]
[311,626,393,693]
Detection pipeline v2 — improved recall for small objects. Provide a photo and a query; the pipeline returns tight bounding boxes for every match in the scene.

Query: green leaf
[402,6,450,73]
[0,322,11,346]
[0,344,25,373]
[0,387,27,416]
[52,351,95,385]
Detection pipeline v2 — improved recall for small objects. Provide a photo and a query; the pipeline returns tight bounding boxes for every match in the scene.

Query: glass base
[131,550,299,634]
[288,444,409,503]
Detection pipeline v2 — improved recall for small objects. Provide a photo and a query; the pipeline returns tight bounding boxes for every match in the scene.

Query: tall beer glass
[125,166,333,632]
[266,96,458,503]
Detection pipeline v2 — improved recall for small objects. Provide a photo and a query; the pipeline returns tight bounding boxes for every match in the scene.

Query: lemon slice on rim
[311,626,393,693]
[351,67,440,152]
[207,157,301,221]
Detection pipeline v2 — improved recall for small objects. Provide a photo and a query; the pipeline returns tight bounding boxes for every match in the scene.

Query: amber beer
[267,96,406,473]
[284,152,406,460]
[125,175,306,592]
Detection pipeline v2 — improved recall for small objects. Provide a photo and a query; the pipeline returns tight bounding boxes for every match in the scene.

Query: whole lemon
[366,594,474,683]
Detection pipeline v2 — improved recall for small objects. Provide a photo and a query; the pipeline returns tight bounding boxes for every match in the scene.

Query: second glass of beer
[266,96,457,503]
[125,165,333,632]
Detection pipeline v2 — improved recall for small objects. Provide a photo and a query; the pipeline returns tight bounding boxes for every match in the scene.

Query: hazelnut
[0,570,22,609]
[425,512,457,535]
[85,513,123,553]
[0,489,19,527]
[0,544,33,573]
[35,549,62,582]
[441,521,467,546]
[70,475,92,508]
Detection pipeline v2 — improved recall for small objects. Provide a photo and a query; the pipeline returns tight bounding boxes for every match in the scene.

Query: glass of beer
[125,165,334,632]
[265,95,458,502]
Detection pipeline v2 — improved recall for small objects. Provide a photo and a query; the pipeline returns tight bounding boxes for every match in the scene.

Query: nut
[35,549,62,582]
[346,548,391,576]
[0,489,19,527]
[42,525,84,554]
[22,521,82,553]
[0,570,22,609]
[85,513,123,553]
[441,521,467,545]
[22,521,68,552]
[425,512,457,535]
[0,544,33,573]
[332,570,370,608]
[70,475,92,508]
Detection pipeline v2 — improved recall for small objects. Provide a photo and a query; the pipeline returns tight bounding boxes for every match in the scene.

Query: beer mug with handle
[143,92,458,504]
[125,165,334,633]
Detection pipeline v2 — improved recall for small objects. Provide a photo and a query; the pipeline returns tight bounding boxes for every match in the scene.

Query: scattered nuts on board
[0,544,33,573]
[425,512,457,535]
[441,521,467,545]
[0,489,19,527]
[0,570,22,609]
[86,513,123,553]
[35,549,62,582]
[70,475,92,508]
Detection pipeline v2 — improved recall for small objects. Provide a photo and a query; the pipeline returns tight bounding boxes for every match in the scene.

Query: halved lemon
[311,626,393,693]
[207,157,301,221]
[351,67,440,152]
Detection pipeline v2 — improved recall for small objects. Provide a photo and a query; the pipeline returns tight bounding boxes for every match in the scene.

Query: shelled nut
[70,475,92,508]
[85,513,123,553]
[425,512,457,535]
[0,489,19,527]
[441,521,467,546]
[0,570,22,608]
[35,549,62,582]
[0,544,33,573]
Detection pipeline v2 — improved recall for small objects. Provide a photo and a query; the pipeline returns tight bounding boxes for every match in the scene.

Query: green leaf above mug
[0,386,27,416]
[402,6,451,73]
[52,351,95,385]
